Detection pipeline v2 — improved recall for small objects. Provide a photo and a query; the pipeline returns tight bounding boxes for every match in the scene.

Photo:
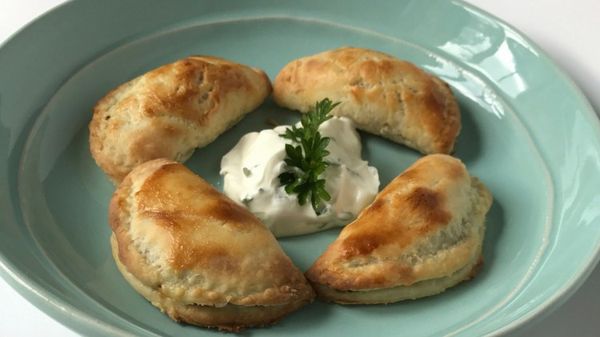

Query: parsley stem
[278,98,340,215]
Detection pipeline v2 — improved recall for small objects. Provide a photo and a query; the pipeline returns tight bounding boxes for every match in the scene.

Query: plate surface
[1,1,599,336]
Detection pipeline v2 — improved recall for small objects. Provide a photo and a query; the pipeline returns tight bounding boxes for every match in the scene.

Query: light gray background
[1,1,598,336]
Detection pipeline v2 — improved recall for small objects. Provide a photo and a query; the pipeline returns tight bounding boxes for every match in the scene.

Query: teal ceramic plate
[1,1,599,336]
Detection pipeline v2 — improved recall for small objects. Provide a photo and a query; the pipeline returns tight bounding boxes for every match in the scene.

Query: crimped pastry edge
[310,253,482,304]
[111,235,312,332]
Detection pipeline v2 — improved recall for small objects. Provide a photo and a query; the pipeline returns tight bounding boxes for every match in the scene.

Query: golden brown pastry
[90,56,271,183]
[109,159,314,331]
[273,47,460,154]
[306,154,492,304]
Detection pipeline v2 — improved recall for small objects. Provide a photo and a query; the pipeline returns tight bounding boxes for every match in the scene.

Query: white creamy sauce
[220,117,379,237]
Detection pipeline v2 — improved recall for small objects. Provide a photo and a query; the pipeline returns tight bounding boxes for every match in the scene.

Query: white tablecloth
[1,1,598,336]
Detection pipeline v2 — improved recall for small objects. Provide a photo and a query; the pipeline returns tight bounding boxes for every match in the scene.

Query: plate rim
[1,1,599,336]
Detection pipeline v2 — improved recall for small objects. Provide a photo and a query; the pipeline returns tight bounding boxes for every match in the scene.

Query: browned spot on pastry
[341,232,384,257]
[137,164,258,231]
[466,255,484,280]
[387,263,417,285]
[399,167,419,181]
[217,64,253,93]
[358,59,379,80]
[339,187,450,258]
[404,187,450,231]
[421,88,445,119]
[128,123,186,162]
[378,59,395,74]
[340,199,389,257]
[305,59,328,73]
[171,243,238,272]
[206,198,260,230]
[446,158,467,179]
[142,210,183,231]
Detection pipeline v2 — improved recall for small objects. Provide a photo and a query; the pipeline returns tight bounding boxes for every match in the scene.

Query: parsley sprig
[278,98,340,215]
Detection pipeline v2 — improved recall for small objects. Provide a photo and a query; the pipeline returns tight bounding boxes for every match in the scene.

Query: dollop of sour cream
[220,116,379,237]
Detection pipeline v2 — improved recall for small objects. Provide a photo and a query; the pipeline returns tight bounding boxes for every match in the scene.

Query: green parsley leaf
[278,98,340,215]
